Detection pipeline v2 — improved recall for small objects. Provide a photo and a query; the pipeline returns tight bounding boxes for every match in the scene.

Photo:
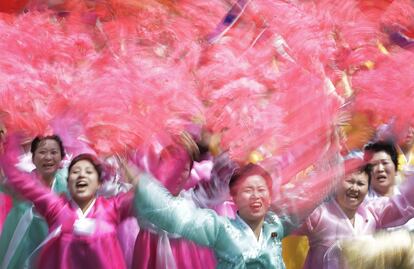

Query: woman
[293,160,414,269]
[131,163,286,268]
[0,137,136,269]
[133,138,237,269]
[0,135,67,269]
[363,140,399,198]
[130,154,342,269]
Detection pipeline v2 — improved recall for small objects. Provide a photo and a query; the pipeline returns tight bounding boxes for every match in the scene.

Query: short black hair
[357,164,372,186]
[30,135,65,159]
[229,163,272,197]
[68,153,103,182]
[364,140,398,171]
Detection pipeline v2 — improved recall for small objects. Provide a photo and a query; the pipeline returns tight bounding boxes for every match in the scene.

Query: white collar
[72,198,97,219]
[236,214,264,246]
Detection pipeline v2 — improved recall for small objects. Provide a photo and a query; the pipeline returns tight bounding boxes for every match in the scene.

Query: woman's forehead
[36,139,60,150]
[239,175,268,186]
[71,159,94,169]
[345,171,368,182]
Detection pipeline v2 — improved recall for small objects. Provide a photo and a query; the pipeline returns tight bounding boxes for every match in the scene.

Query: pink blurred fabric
[0,193,12,232]
[132,143,237,269]
[2,164,135,269]
[294,175,414,269]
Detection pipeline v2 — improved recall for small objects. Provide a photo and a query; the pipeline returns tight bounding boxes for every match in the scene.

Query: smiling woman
[292,160,414,269]
[67,154,103,212]
[0,137,136,269]
[132,163,289,269]
[31,135,65,186]
[0,135,67,269]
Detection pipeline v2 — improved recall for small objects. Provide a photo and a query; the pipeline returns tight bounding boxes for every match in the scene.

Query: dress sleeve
[2,166,65,225]
[0,136,65,225]
[113,190,135,221]
[190,152,237,209]
[368,170,414,228]
[135,174,225,248]
[290,205,323,236]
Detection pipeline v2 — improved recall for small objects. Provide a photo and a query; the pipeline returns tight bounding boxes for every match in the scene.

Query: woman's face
[335,171,369,214]
[68,160,100,206]
[233,175,271,223]
[369,151,396,196]
[32,139,62,180]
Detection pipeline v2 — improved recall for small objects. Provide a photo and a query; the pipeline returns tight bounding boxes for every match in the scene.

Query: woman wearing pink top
[293,161,414,269]
[0,136,136,269]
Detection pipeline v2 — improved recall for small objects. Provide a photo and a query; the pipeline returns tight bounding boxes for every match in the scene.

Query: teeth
[347,193,358,199]
[76,182,87,187]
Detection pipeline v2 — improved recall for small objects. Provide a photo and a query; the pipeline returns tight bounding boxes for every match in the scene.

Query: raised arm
[133,171,225,248]
[0,136,64,224]
[369,169,414,228]
[189,152,238,209]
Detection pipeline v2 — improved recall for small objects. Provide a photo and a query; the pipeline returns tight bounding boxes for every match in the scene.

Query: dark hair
[229,163,272,197]
[363,140,398,171]
[68,153,103,182]
[31,135,65,159]
[355,164,372,186]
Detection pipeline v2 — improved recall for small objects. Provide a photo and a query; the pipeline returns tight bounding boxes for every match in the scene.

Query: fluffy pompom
[0,11,97,138]
[351,49,414,135]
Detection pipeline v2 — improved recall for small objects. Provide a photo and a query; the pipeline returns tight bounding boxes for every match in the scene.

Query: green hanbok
[0,169,67,269]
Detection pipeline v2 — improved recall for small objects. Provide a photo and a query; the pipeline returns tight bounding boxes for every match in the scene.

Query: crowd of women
[0,125,414,269]
[2,0,414,269]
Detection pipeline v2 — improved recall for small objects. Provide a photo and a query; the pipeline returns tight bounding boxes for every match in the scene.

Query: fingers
[178,131,200,161]
[116,155,141,186]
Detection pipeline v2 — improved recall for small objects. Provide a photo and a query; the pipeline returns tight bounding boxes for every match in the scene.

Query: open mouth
[376,175,387,182]
[250,202,262,210]
[346,192,359,201]
[43,163,55,169]
[75,181,88,191]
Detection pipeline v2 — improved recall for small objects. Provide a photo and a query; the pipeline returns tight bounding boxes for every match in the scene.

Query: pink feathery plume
[0,0,28,14]
[380,0,414,49]
[357,0,393,22]
[196,0,343,166]
[259,64,342,185]
[0,12,97,138]
[66,43,203,156]
[351,49,414,135]
[49,112,96,156]
[250,0,337,75]
[197,22,287,161]
[299,0,384,77]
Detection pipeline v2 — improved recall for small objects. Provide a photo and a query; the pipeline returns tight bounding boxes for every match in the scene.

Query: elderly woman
[0,135,67,269]
[292,157,414,269]
[0,139,137,269]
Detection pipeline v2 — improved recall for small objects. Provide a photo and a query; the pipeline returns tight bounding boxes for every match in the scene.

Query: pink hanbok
[2,163,135,269]
[132,146,236,269]
[294,175,414,269]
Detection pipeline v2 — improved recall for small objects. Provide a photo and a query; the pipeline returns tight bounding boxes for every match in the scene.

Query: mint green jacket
[0,169,67,269]
[135,175,290,269]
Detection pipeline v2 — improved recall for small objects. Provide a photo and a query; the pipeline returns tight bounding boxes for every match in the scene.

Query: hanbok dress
[293,173,414,269]
[1,161,135,269]
[0,168,67,269]
[133,151,237,269]
[134,174,293,269]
